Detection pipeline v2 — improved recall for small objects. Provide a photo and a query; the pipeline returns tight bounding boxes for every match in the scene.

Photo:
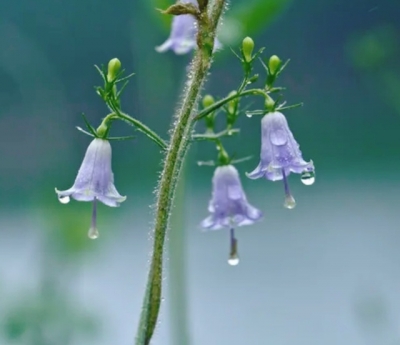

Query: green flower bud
[202,94,215,108]
[242,37,255,63]
[268,55,282,75]
[107,58,122,82]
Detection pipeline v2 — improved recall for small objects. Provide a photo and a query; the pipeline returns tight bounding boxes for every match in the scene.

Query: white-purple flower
[156,0,221,55]
[247,111,315,209]
[56,138,126,238]
[201,165,262,265]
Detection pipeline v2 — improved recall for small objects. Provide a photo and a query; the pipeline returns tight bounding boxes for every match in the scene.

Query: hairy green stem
[135,1,227,344]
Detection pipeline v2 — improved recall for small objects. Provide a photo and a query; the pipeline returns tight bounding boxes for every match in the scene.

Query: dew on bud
[59,196,70,204]
[301,171,315,186]
[88,227,99,240]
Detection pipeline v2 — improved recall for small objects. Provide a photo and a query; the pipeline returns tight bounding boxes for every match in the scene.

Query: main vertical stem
[135,2,226,344]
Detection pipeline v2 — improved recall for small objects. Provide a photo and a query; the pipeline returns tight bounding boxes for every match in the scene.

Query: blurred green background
[1,0,400,344]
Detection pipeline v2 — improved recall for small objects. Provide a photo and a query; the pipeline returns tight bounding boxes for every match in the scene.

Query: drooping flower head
[156,0,221,55]
[201,164,262,265]
[56,138,126,238]
[247,111,315,208]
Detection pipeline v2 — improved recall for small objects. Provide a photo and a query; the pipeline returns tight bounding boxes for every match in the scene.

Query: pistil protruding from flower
[88,199,99,240]
[228,228,240,266]
[282,169,296,209]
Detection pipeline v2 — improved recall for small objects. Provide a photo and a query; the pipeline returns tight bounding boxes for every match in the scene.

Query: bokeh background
[1,0,400,344]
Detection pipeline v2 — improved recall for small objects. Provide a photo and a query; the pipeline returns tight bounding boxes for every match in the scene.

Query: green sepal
[107,135,136,141]
[192,128,240,141]
[94,64,107,82]
[230,155,253,165]
[80,113,98,137]
[196,160,216,167]
[245,109,264,117]
[116,72,136,84]
[277,102,303,112]
[230,47,243,62]
[276,59,290,77]
[76,126,95,138]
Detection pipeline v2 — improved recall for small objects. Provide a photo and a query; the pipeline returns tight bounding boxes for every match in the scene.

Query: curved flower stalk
[247,111,314,209]
[156,0,221,55]
[56,138,126,238]
[201,164,262,265]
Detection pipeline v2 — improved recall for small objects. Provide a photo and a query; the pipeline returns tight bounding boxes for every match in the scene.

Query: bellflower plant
[56,138,126,239]
[54,0,316,340]
[247,111,315,209]
[201,164,262,265]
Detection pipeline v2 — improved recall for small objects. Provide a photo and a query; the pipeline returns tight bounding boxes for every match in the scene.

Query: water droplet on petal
[59,196,70,204]
[301,171,315,186]
[284,195,296,209]
[228,255,240,266]
[88,227,99,240]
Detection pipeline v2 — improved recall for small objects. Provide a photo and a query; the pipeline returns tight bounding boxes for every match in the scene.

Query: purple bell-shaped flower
[56,138,126,238]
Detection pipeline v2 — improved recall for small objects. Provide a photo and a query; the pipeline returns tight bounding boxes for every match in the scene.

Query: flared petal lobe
[247,111,314,181]
[201,165,262,230]
[56,139,126,207]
